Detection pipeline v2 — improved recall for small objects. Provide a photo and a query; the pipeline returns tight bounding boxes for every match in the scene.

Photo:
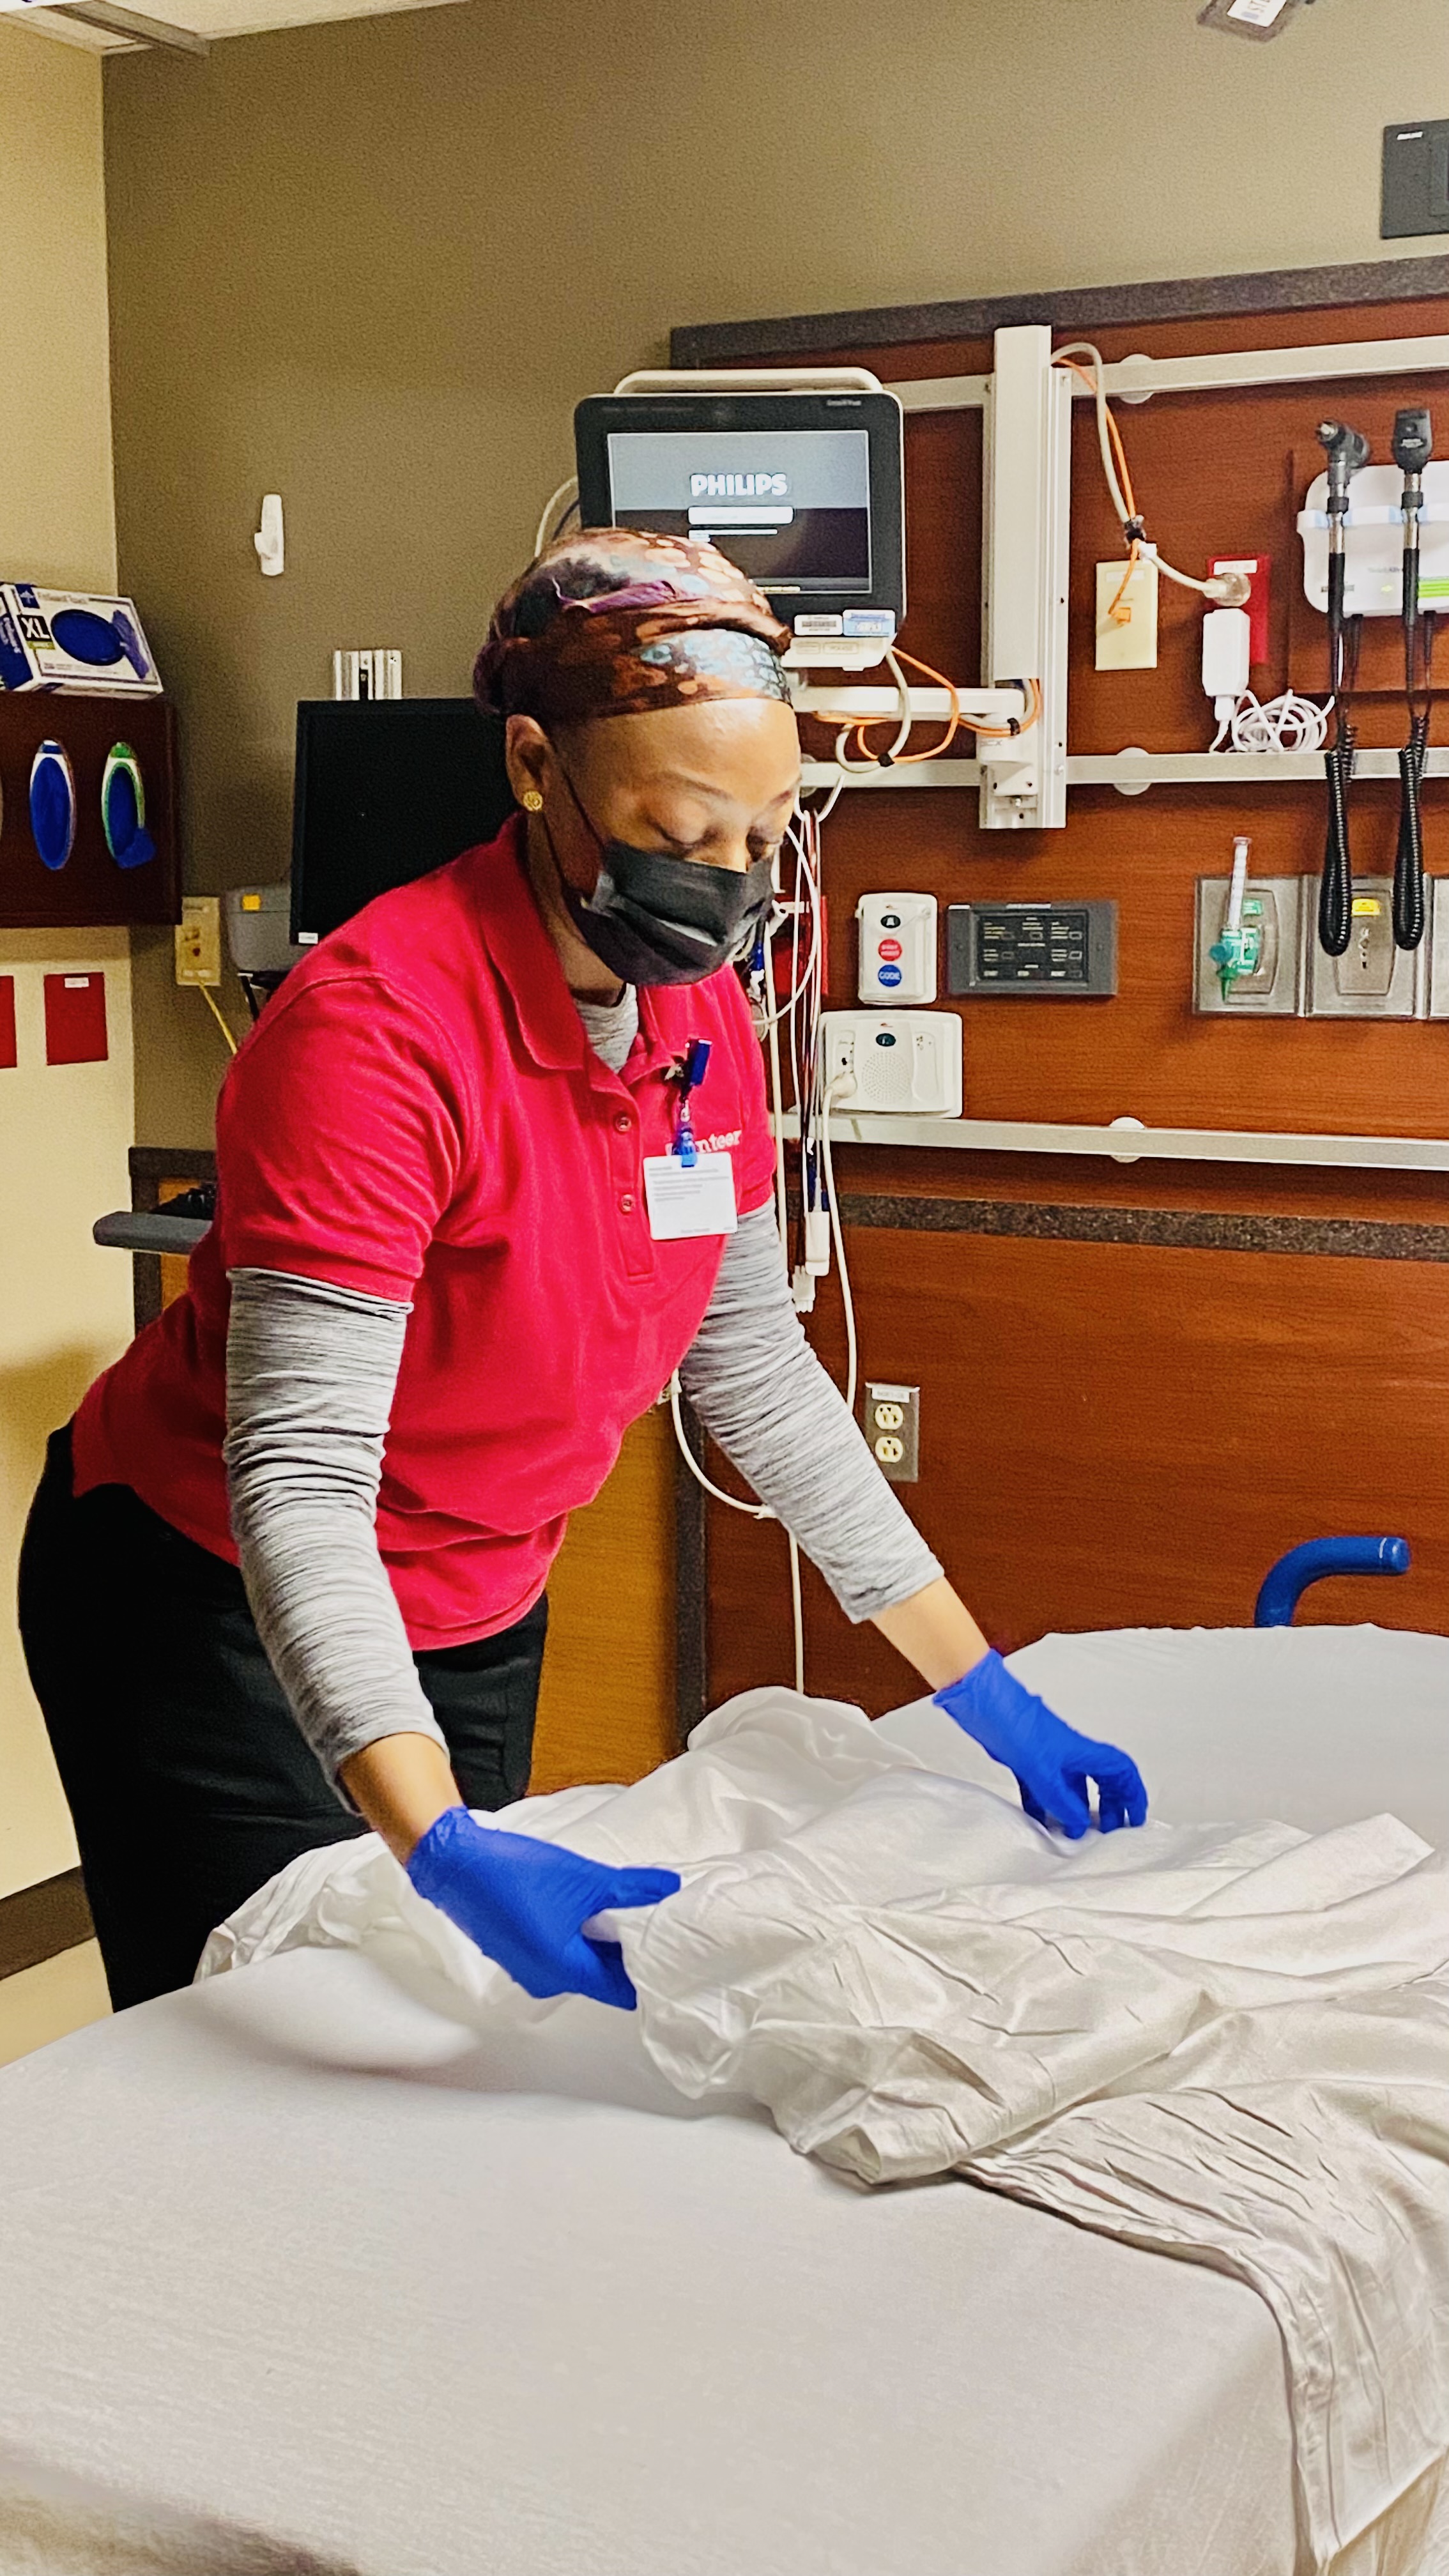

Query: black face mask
[544,761,775,988]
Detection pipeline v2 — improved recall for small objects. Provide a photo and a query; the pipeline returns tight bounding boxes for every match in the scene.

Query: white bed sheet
[880,1622,1449,1847]
[0,1943,1294,2576]
[0,1620,1443,2576]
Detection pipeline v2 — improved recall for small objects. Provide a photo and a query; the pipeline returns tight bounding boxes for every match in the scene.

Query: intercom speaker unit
[819,1011,962,1117]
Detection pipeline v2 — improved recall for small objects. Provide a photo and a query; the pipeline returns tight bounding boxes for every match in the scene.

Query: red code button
[877,938,903,961]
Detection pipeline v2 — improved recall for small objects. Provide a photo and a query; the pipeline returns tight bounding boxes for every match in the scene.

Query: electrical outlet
[864,1381,919,1484]
[174,894,222,988]
[1094,556,1158,671]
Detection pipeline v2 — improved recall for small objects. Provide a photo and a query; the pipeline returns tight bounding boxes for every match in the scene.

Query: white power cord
[831,648,914,773]
[818,1071,858,1416]
[1209,689,1332,753]
[669,1372,774,1521]
[533,476,580,560]
[665,807,857,1702]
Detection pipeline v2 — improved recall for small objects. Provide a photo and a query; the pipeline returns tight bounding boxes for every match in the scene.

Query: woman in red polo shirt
[19,531,1146,2013]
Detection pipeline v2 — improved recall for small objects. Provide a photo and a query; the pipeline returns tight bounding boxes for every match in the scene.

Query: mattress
[0,1621,1441,2576]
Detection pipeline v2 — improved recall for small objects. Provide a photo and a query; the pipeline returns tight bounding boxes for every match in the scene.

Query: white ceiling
[20,0,464,51]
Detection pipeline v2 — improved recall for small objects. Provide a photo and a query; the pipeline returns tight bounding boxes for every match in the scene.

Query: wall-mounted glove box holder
[0,691,179,930]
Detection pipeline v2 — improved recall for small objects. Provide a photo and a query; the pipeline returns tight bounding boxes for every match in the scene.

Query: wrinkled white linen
[201,1687,1449,2575]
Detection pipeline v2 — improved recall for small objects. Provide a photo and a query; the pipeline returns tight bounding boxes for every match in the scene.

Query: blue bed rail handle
[1255,1535,1412,1629]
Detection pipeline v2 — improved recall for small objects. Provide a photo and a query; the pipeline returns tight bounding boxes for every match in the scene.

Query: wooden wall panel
[790,302,1449,1147]
[702,281,1449,1713]
[530,1404,676,1792]
[708,1225,1449,1712]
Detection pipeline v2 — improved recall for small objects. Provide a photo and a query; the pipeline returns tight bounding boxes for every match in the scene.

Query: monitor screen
[290,699,514,942]
[575,390,904,647]
[603,427,871,592]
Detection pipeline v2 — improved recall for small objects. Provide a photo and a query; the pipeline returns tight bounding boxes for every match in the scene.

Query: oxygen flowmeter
[1209,836,1259,1000]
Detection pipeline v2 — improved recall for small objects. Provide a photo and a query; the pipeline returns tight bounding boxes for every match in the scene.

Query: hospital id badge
[643,1151,737,1241]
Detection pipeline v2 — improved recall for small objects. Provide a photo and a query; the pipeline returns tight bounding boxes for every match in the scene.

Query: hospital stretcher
[0,1609,1445,2576]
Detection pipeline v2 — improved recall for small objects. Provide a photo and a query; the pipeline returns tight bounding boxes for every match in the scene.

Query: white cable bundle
[1211,690,1331,754]
[668,793,857,1696]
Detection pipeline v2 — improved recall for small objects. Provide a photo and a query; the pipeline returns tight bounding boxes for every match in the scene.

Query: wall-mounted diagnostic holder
[29,741,77,872]
[856,892,937,1003]
[1296,459,1449,618]
[101,743,155,870]
[946,901,1117,997]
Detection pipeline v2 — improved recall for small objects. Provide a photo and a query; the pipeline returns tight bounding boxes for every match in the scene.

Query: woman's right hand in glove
[406,1805,679,2010]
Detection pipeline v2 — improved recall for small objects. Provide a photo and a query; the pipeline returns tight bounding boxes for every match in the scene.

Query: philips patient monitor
[574,388,905,666]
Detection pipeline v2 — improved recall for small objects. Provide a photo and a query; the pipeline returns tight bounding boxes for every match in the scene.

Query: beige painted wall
[0,20,116,591]
[0,23,132,1898]
[102,0,1449,1145]
[0,944,135,1900]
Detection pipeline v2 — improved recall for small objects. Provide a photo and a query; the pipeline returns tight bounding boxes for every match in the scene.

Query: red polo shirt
[73,817,776,1646]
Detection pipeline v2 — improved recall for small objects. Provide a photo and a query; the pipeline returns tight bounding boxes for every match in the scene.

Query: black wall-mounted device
[291,700,514,943]
[1381,120,1449,240]
[946,901,1119,998]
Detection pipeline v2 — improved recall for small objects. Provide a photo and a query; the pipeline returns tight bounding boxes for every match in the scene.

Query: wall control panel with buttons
[856,891,937,1004]
[946,900,1118,998]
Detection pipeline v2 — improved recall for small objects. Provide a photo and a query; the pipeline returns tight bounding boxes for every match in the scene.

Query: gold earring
[521,788,544,813]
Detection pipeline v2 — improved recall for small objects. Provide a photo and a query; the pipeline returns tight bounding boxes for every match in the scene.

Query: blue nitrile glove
[934,1651,1149,1839]
[406,1807,680,2010]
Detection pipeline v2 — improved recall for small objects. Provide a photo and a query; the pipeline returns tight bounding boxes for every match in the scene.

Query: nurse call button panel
[946,901,1117,998]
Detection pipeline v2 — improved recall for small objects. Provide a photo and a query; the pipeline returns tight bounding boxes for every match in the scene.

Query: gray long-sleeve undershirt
[224,990,940,1795]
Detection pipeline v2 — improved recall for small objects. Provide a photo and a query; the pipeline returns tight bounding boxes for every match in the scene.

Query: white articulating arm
[980,328,1071,829]
[791,681,1032,731]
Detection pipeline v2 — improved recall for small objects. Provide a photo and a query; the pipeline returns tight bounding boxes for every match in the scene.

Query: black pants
[18,1425,548,2011]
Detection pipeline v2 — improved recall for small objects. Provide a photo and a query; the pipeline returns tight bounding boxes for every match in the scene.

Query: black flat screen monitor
[291,699,515,942]
[573,390,905,648]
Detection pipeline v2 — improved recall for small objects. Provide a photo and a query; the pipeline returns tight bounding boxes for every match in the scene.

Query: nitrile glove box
[0,584,162,694]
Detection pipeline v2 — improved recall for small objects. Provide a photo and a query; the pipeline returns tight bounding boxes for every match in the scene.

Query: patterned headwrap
[473,527,792,726]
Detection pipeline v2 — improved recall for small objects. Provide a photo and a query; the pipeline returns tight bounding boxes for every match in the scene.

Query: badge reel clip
[645,1036,736,1241]
[670,1036,712,1167]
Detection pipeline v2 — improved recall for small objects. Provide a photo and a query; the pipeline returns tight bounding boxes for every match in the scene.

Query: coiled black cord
[1393,610,1435,951]
[1320,725,1355,956]
[1319,606,1360,959]
[1393,711,1429,950]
